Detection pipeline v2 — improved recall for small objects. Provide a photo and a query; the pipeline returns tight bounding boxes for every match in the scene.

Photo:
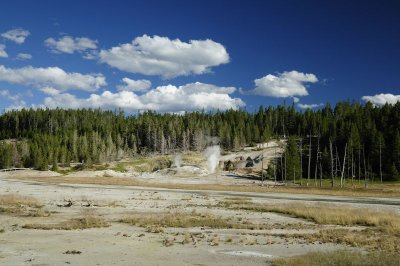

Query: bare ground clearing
[1,172,400,265]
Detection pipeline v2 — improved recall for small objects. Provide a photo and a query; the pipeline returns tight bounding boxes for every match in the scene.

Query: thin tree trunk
[358,143,361,184]
[363,145,367,188]
[314,134,320,187]
[319,160,323,188]
[293,165,296,185]
[280,153,284,183]
[274,145,277,185]
[329,138,334,188]
[351,143,354,186]
[380,140,383,184]
[300,138,302,186]
[307,132,312,187]
[340,142,348,188]
[261,150,264,186]
[284,152,287,185]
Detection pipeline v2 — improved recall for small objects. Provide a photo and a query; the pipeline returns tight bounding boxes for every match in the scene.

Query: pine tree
[283,137,301,183]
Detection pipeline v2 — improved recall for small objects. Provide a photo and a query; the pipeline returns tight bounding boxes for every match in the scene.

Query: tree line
[0,101,399,181]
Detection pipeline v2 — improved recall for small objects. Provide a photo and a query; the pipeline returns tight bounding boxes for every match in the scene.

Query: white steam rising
[204,145,220,174]
[174,154,182,168]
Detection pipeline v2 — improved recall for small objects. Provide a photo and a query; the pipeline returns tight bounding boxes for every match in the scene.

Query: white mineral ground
[0,141,399,265]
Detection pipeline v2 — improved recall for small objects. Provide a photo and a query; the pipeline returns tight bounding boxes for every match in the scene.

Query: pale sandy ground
[3,166,400,266]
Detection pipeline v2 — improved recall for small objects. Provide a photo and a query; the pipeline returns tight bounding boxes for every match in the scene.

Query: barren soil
[1,167,398,266]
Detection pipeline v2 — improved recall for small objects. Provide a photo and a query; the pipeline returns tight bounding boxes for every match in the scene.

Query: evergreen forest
[0,101,399,182]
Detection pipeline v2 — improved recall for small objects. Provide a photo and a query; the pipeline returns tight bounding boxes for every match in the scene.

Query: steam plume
[204,145,220,174]
[174,154,182,168]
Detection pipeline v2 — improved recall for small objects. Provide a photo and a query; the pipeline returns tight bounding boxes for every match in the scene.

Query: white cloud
[0,89,21,101]
[293,97,300,103]
[16,53,32,60]
[45,36,98,54]
[0,89,32,110]
[297,103,323,109]
[1,28,30,44]
[117,78,151,92]
[362,93,400,106]
[43,82,245,113]
[0,65,106,93]
[0,44,7,58]
[99,35,230,78]
[249,70,318,97]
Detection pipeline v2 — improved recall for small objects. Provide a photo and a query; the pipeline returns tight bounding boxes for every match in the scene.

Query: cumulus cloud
[99,35,230,78]
[248,70,318,97]
[117,78,151,92]
[0,65,106,93]
[362,93,400,106]
[43,82,244,113]
[297,103,323,109]
[0,44,7,58]
[45,36,98,54]
[16,53,32,60]
[1,28,30,44]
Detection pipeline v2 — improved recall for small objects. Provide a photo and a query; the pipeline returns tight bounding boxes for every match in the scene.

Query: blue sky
[0,0,399,113]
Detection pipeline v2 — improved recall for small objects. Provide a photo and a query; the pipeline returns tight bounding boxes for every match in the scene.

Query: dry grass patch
[0,194,46,215]
[119,210,263,230]
[23,212,109,230]
[223,202,400,234]
[0,194,42,208]
[273,250,400,266]
[277,228,400,252]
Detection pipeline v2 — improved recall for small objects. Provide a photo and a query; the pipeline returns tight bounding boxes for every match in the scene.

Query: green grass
[111,163,128,173]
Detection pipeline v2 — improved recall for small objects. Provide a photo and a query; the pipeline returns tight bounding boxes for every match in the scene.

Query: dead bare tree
[319,157,323,188]
[380,139,383,184]
[307,132,312,187]
[358,143,361,184]
[314,134,320,187]
[274,145,277,185]
[351,140,354,186]
[284,152,287,186]
[261,149,264,186]
[293,165,296,185]
[280,151,284,183]
[363,145,367,188]
[340,142,348,188]
[329,138,334,188]
[299,138,303,186]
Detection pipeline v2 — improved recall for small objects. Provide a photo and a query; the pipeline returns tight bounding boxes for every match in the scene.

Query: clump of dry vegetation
[208,235,220,246]
[273,250,400,266]
[0,194,47,216]
[162,236,175,247]
[23,212,109,230]
[222,201,400,234]
[0,194,42,208]
[120,211,233,229]
[64,250,82,255]
[221,200,400,251]
[278,228,400,252]
[119,210,264,230]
